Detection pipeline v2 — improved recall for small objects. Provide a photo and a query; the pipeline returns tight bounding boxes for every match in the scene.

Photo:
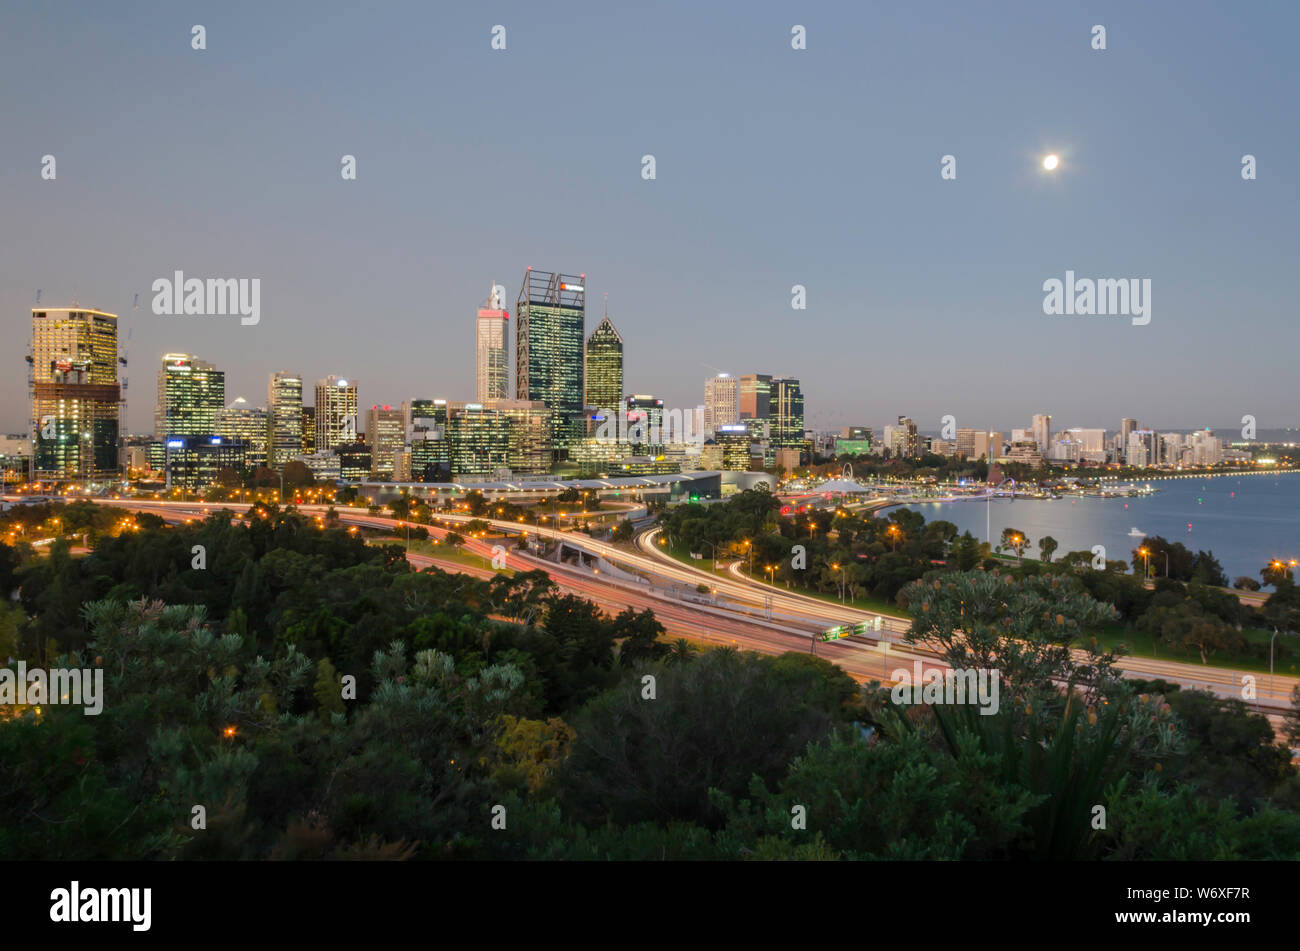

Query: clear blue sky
[2,0,1296,435]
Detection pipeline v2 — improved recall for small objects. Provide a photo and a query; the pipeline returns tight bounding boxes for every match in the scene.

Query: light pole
[831,561,845,603]
[1140,547,1150,585]
[1269,628,1279,714]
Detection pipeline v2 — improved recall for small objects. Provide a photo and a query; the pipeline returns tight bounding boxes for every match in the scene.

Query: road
[85,498,1300,723]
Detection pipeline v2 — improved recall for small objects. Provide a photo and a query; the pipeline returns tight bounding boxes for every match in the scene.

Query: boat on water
[1127,527,1144,537]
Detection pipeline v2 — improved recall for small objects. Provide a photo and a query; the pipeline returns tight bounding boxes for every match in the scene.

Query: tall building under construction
[30,307,121,481]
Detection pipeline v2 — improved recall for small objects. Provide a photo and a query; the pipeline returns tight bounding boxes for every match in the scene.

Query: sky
[2,0,1297,436]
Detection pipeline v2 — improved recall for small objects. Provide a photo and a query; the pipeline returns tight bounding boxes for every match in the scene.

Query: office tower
[584,307,623,414]
[738,374,773,419]
[892,415,918,458]
[1126,429,1158,467]
[30,307,120,480]
[624,394,665,451]
[216,398,269,469]
[267,371,303,468]
[475,284,510,403]
[704,374,740,434]
[154,354,224,440]
[405,399,450,482]
[955,428,977,459]
[335,442,372,481]
[1120,418,1138,461]
[315,376,359,452]
[515,268,585,454]
[982,431,1004,460]
[366,405,404,477]
[1032,414,1052,453]
[166,436,246,491]
[448,403,511,477]
[715,424,752,471]
[301,406,316,453]
[771,378,805,449]
[484,398,553,474]
[1188,429,1223,465]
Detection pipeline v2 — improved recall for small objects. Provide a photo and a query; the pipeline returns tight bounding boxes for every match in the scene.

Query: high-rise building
[267,371,303,468]
[584,305,623,414]
[704,374,739,434]
[405,399,450,482]
[301,406,316,453]
[516,268,585,455]
[1032,414,1052,454]
[892,416,919,458]
[366,405,404,478]
[484,398,552,474]
[715,424,752,471]
[738,374,773,419]
[30,307,120,480]
[625,394,665,452]
[1120,418,1138,461]
[475,284,510,403]
[154,354,224,440]
[448,403,510,477]
[771,379,805,449]
[315,376,359,453]
[216,399,269,469]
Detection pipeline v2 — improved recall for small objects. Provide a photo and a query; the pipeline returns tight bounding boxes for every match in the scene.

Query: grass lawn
[1086,624,1300,677]
[369,536,515,575]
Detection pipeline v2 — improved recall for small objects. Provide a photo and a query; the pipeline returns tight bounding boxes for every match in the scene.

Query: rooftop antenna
[603,292,608,318]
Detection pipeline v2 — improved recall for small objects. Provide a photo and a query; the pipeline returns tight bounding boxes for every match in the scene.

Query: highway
[83,498,1300,723]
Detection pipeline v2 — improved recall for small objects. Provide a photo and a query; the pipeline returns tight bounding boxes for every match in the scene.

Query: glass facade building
[515,268,585,455]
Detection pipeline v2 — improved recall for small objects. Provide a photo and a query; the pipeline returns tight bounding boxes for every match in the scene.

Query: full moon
[1042,154,1060,171]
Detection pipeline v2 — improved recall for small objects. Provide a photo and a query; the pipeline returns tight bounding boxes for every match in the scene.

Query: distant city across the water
[903,470,1300,583]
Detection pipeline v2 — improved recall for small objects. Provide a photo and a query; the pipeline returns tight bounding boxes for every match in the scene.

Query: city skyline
[4,3,1298,434]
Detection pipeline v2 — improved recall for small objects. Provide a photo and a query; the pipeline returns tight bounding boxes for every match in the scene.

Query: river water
[901,472,1300,580]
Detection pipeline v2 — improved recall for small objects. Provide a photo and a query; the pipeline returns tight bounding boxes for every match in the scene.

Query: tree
[900,571,1120,708]
[313,657,346,724]
[1233,576,1262,592]
[555,649,841,826]
[444,532,465,548]
[1262,560,1296,588]
[1038,536,1058,563]
[999,527,1027,560]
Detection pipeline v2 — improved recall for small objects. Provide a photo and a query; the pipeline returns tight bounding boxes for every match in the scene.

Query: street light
[1139,547,1150,583]
[887,524,899,552]
[830,561,846,603]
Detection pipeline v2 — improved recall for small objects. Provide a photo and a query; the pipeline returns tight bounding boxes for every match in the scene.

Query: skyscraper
[892,416,919,458]
[267,372,303,468]
[1120,418,1138,461]
[516,268,585,454]
[30,307,120,480]
[704,374,739,434]
[1032,414,1052,454]
[315,376,359,452]
[475,284,510,403]
[155,353,224,440]
[216,398,269,469]
[738,374,773,420]
[366,405,404,478]
[584,303,623,414]
[771,378,805,449]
